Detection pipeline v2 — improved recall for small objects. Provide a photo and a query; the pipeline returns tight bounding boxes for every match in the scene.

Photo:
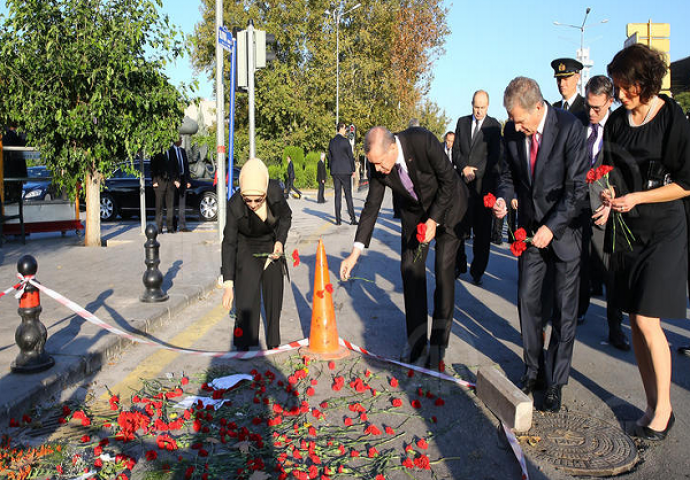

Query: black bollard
[11,255,55,374]
[140,224,169,303]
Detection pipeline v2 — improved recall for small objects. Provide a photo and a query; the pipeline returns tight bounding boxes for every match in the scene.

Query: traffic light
[255,31,276,69]
[235,29,248,89]
[348,124,356,142]
[235,27,276,88]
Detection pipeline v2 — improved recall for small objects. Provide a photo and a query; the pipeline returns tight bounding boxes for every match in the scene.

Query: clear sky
[3,1,690,130]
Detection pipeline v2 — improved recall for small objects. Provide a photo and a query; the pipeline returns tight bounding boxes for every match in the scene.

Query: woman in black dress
[221,158,292,350]
[601,44,690,440]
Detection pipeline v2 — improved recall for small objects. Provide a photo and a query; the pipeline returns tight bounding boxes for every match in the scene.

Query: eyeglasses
[586,103,607,114]
[243,196,266,205]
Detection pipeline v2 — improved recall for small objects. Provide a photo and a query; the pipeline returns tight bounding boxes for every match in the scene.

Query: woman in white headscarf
[221,158,292,350]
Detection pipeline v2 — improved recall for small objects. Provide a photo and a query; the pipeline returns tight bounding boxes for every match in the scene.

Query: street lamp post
[554,7,608,95]
[325,3,361,127]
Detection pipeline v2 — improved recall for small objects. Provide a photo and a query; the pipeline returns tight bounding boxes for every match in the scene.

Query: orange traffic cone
[302,239,349,359]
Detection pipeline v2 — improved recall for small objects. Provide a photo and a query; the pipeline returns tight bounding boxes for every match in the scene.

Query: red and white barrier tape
[27,278,307,359]
[338,338,476,389]
[0,281,22,300]
[4,278,529,479]
[502,421,529,480]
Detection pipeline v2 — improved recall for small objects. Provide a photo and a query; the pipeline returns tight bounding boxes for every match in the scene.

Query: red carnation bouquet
[413,222,429,262]
[483,193,532,257]
[586,165,634,250]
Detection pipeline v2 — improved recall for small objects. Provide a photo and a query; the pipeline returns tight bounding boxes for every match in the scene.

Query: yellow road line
[102,302,228,399]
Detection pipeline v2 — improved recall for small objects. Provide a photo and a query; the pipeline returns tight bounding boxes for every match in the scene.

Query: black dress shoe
[577,315,585,325]
[678,345,690,357]
[634,412,675,441]
[335,220,342,226]
[543,385,562,412]
[609,334,631,351]
[471,275,483,286]
[179,227,191,233]
[350,219,358,226]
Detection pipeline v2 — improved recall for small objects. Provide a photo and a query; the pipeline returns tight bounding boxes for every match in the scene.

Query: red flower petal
[417,438,429,449]
[292,249,300,267]
[325,283,334,293]
[411,399,422,409]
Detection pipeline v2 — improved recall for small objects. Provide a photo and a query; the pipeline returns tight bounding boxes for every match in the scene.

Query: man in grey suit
[493,77,588,412]
[452,90,502,284]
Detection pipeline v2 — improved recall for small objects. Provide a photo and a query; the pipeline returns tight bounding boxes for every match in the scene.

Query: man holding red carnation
[340,126,468,370]
[577,75,629,351]
[492,77,588,412]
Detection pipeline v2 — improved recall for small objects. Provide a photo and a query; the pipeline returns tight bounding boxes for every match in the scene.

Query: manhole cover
[521,410,638,476]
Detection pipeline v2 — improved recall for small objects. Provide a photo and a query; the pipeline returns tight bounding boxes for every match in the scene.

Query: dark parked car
[100,161,240,222]
[22,166,55,201]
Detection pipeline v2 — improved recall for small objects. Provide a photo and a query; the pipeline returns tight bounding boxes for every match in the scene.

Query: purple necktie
[588,124,599,166]
[397,164,418,201]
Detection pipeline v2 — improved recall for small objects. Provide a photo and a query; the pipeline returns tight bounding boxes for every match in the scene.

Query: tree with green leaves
[0,0,186,246]
[191,0,450,165]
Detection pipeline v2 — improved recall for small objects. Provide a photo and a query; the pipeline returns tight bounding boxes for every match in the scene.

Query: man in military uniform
[551,58,585,114]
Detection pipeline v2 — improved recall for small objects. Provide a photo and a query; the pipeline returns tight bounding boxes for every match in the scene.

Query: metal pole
[215,0,226,241]
[227,38,237,199]
[247,20,256,159]
[335,13,340,127]
[139,151,146,234]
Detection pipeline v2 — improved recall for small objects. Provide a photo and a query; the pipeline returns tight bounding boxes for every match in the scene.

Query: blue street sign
[218,26,233,51]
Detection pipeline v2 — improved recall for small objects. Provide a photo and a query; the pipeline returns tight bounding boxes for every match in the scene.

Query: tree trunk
[84,171,102,247]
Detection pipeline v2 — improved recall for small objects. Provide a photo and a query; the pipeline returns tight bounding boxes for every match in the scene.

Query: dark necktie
[471,119,478,140]
[529,133,539,177]
[176,147,184,174]
[396,164,418,200]
[563,101,569,111]
[588,124,599,166]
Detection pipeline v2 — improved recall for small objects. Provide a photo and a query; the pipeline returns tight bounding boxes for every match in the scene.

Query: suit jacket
[452,115,502,195]
[168,146,191,190]
[151,151,176,183]
[317,160,327,183]
[221,180,292,282]
[553,94,585,114]
[355,127,468,247]
[497,104,588,262]
[328,133,355,176]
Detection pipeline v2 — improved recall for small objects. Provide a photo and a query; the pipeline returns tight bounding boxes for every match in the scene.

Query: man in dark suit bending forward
[340,126,468,370]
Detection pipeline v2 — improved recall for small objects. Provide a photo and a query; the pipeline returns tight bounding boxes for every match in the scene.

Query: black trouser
[457,190,493,279]
[401,224,459,359]
[176,186,187,229]
[590,224,624,335]
[317,183,325,203]
[518,245,580,387]
[154,179,175,232]
[333,174,356,223]
[285,178,302,198]
[234,258,284,350]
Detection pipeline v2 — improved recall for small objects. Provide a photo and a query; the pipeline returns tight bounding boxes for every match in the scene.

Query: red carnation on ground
[435,397,445,406]
[234,327,243,337]
[390,377,399,387]
[385,426,395,434]
[414,454,431,470]
[344,417,353,427]
[411,399,422,409]
[328,361,335,370]
[417,438,429,449]
[391,398,403,407]
[292,249,300,267]
[402,458,415,469]
[146,450,158,461]
[181,377,189,385]
[483,193,497,208]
